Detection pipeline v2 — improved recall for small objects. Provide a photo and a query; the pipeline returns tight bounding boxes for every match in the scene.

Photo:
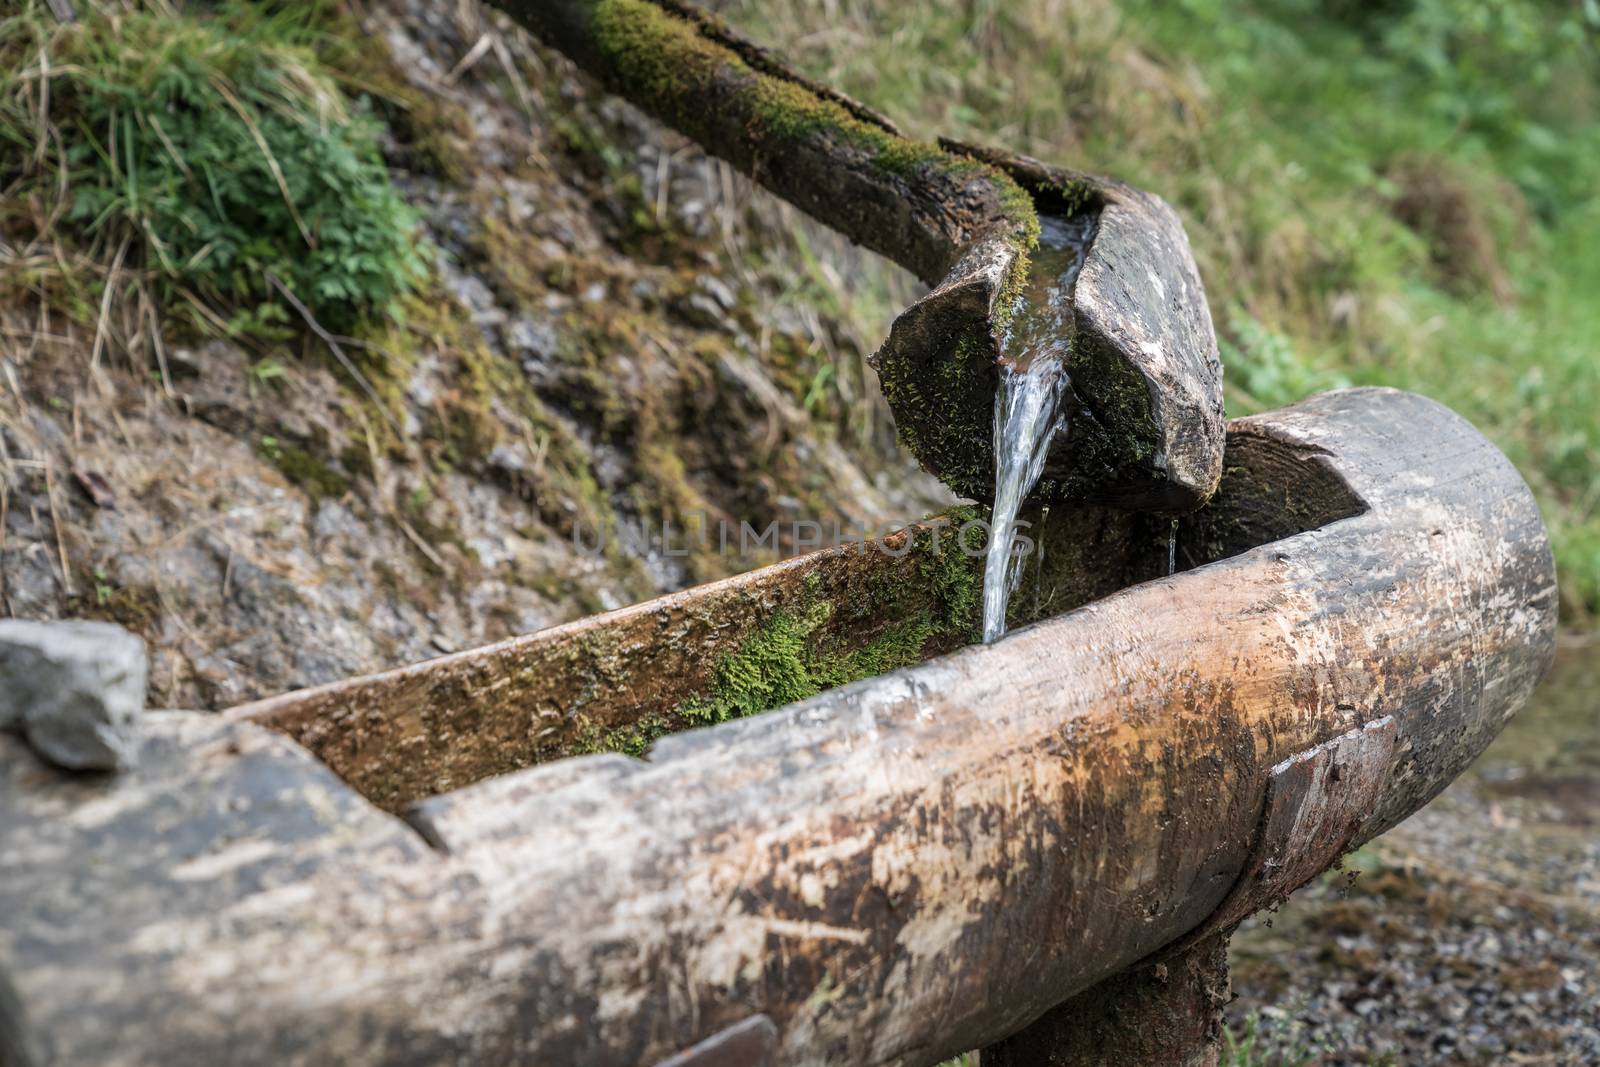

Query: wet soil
[1229,636,1600,1065]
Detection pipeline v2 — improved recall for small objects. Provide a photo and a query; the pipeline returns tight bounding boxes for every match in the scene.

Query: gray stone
[505,313,559,361]
[0,619,147,770]
[699,275,737,311]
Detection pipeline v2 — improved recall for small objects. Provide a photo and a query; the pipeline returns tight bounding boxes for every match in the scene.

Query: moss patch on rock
[258,436,354,503]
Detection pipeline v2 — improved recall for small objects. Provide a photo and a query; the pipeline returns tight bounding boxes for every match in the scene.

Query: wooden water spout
[500,0,1224,512]
[0,389,1556,1066]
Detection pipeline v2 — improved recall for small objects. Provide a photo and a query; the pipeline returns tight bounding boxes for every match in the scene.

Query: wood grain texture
[654,1015,778,1067]
[500,0,1020,287]
[936,139,1227,511]
[0,389,1556,1066]
[231,421,1356,815]
[978,718,1397,1066]
[228,505,1168,812]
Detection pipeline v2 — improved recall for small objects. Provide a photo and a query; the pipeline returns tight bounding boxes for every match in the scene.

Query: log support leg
[979,934,1232,1067]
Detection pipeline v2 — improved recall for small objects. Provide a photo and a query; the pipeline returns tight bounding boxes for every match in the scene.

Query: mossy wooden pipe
[492,0,1224,511]
[0,390,1555,1066]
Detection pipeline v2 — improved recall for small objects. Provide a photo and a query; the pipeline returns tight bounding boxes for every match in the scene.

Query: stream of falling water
[981,215,1094,644]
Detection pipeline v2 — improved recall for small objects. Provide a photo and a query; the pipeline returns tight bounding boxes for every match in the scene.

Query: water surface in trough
[982,214,1094,643]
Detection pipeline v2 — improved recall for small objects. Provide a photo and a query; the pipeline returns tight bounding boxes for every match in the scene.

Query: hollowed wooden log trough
[0,387,1556,1066]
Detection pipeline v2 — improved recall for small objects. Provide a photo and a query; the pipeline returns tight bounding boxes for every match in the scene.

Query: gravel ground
[1229,636,1600,1065]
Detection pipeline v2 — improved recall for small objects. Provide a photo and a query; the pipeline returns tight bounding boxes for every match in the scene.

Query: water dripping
[982,363,1070,643]
[1032,504,1051,620]
[981,214,1094,644]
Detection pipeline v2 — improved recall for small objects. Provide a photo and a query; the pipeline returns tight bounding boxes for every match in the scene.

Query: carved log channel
[230,392,1357,814]
[0,388,1556,1066]
[494,0,1224,511]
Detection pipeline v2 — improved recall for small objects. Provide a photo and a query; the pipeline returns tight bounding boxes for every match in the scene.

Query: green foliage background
[718,0,1600,619]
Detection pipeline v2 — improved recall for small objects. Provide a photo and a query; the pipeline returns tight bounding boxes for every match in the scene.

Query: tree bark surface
[980,935,1231,1067]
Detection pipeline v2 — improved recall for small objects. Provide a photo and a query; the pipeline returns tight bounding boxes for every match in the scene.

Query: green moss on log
[575,508,986,760]
[875,315,1000,501]
[586,0,1038,284]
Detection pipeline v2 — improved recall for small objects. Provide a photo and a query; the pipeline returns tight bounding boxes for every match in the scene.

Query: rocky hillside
[0,0,946,709]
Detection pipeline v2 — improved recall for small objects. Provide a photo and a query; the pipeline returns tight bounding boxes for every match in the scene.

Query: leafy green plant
[0,0,426,341]
[1221,310,1350,414]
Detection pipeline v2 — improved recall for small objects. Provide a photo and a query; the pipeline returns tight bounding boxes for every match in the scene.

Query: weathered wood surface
[977,718,1397,1066]
[501,0,1027,288]
[227,506,1160,812]
[885,140,1226,510]
[232,411,1355,815]
[0,389,1556,1066]
[656,1015,778,1067]
[497,0,1224,510]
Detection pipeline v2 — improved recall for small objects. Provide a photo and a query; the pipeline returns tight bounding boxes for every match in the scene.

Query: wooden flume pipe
[0,389,1556,1066]
[496,0,1224,511]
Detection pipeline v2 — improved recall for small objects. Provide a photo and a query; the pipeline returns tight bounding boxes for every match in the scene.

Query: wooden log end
[873,157,1224,512]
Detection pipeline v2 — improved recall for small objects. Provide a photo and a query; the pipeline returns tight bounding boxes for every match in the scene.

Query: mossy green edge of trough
[231,416,1360,815]
[566,513,987,763]
[231,507,1001,812]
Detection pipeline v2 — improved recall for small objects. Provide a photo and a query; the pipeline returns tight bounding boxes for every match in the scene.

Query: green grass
[1222,1011,1321,1066]
[0,0,426,343]
[719,0,1600,621]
